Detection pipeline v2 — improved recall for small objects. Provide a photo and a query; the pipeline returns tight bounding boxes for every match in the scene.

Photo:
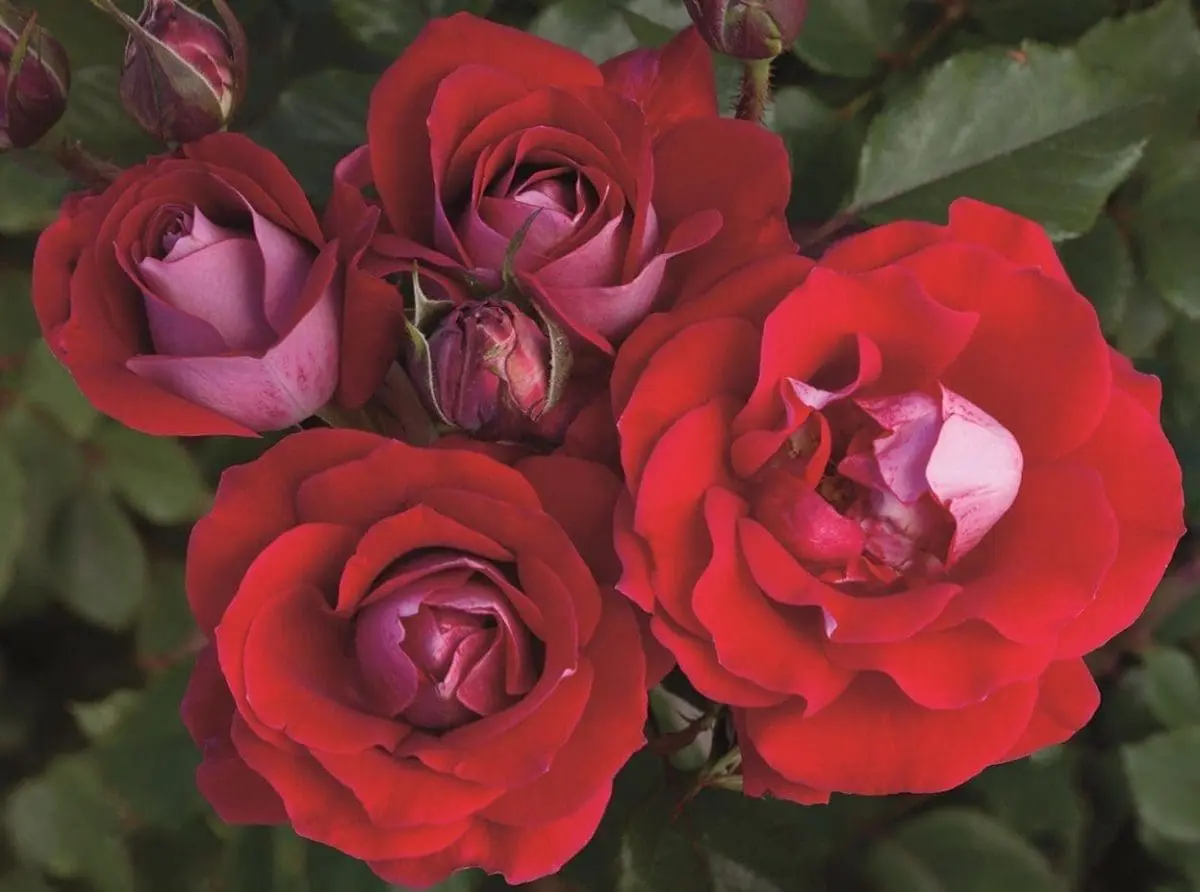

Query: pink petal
[250,207,317,335]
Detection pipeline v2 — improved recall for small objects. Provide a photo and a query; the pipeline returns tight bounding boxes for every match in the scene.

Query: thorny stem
[735,59,773,125]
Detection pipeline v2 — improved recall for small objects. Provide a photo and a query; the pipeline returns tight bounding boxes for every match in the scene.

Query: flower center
[751,382,1023,591]
[353,552,539,732]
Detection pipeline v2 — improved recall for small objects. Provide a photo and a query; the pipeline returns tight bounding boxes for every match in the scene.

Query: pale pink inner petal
[162,207,243,261]
[249,207,316,335]
[926,386,1024,563]
[138,238,274,352]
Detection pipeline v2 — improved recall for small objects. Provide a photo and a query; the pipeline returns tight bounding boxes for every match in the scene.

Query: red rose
[181,428,648,886]
[325,13,794,407]
[31,133,385,436]
[612,199,1184,801]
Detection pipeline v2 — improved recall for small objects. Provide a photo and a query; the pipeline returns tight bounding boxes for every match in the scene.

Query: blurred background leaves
[4,0,1200,890]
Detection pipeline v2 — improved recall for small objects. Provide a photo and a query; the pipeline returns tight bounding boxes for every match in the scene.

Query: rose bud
[426,300,550,434]
[116,0,245,143]
[683,0,809,60]
[0,3,70,150]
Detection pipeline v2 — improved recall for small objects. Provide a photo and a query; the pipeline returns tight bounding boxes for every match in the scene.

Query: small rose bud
[423,300,552,438]
[118,0,244,143]
[0,4,70,150]
[683,0,808,60]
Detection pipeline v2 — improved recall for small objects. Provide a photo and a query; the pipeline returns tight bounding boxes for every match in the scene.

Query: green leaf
[791,0,908,79]
[0,153,68,236]
[137,559,199,664]
[1115,284,1173,359]
[774,86,868,223]
[1142,646,1200,729]
[0,268,41,358]
[969,0,1109,43]
[93,422,210,524]
[849,43,1152,239]
[306,844,392,890]
[0,442,26,601]
[971,755,1084,845]
[0,868,54,892]
[1076,0,1200,134]
[1122,727,1200,843]
[53,484,148,631]
[531,0,637,63]
[69,689,141,741]
[4,755,135,892]
[246,70,374,204]
[330,0,427,55]
[1134,142,1200,319]
[1058,215,1134,335]
[94,662,204,828]
[19,342,99,440]
[620,0,693,47]
[55,66,160,167]
[867,808,1059,892]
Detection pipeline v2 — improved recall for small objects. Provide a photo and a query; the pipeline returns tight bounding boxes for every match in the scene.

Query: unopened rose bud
[683,0,808,60]
[424,300,552,438]
[117,0,244,143]
[0,3,70,150]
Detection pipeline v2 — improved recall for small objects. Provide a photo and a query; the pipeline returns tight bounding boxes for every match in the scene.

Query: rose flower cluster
[26,7,1184,889]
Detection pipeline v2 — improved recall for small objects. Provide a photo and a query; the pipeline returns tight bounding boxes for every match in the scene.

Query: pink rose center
[353,552,539,732]
[750,351,1023,593]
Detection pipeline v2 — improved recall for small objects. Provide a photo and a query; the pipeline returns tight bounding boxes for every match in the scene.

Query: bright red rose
[181,428,648,886]
[324,13,794,408]
[31,133,388,436]
[612,199,1185,801]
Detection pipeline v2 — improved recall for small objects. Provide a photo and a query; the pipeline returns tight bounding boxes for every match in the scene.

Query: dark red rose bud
[116,0,244,143]
[354,551,538,732]
[683,0,808,60]
[0,3,70,150]
[424,299,552,437]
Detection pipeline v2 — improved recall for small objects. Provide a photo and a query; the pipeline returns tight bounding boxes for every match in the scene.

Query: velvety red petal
[901,244,1112,460]
[735,711,831,805]
[741,518,962,644]
[631,400,737,634]
[618,317,760,491]
[817,221,946,272]
[827,622,1055,710]
[367,13,601,240]
[182,646,287,824]
[1055,387,1184,657]
[516,455,624,586]
[370,784,610,888]
[651,614,787,708]
[736,265,978,436]
[241,585,407,752]
[183,133,325,245]
[1110,351,1163,417]
[600,27,717,137]
[742,674,1039,795]
[187,428,380,635]
[1002,659,1099,760]
[482,598,646,826]
[693,488,854,707]
[940,464,1120,644]
[946,198,1070,285]
[215,523,360,747]
[311,747,500,828]
[337,261,406,409]
[231,717,472,861]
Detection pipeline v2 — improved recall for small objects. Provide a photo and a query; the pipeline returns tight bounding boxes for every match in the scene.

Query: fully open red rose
[325,13,794,407]
[612,199,1185,801]
[181,428,647,886]
[31,133,387,436]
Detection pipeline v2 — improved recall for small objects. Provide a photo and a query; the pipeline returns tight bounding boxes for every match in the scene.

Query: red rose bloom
[612,199,1184,800]
[325,13,794,407]
[31,133,387,436]
[181,428,647,886]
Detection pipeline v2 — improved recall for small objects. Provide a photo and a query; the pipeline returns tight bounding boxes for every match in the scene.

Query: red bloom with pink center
[324,13,795,407]
[612,199,1185,801]
[181,429,647,886]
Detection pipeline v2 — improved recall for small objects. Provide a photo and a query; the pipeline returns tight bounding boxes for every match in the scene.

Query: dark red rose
[31,133,389,436]
[324,13,795,409]
[181,428,648,886]
[612,199,1184,801]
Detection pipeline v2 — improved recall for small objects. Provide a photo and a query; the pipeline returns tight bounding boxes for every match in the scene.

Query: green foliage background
[3,0,1200,889]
